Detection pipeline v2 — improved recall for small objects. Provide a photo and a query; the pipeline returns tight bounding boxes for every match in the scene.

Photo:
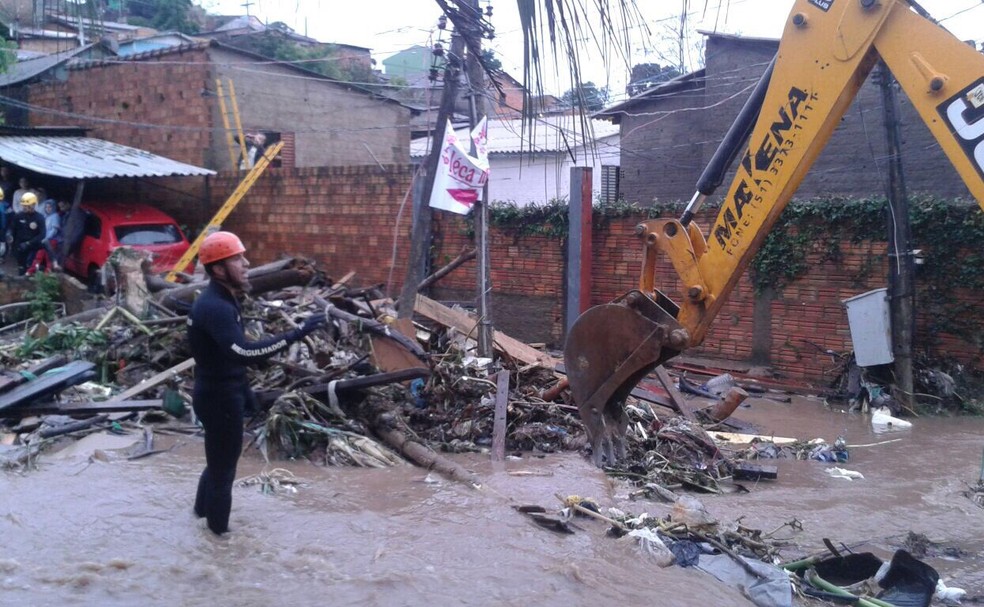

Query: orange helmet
[199,231,245,265]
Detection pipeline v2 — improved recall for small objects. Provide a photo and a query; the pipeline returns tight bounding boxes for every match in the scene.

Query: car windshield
[115,224,182,246]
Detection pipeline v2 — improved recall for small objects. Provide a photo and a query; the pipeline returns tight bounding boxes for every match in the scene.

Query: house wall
[200,165,415,289]
[382,46,431,81]
[620,35,975,205]
[22,46,410,173]
[488,135,620,206]
[26,47,215,168]
[208,47,410,171]
[618,78,707,204]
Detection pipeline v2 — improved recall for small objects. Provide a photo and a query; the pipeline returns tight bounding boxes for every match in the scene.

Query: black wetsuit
[9,210,44,274]
[188,281,300,534]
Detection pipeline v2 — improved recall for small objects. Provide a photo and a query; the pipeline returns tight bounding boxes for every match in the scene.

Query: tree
[560,81,609,112]
[626,63,681,97]
[127,0,200,34]
[481,49,502,72]
[224,32,378,84]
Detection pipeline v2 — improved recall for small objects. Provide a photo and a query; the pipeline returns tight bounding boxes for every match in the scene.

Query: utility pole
[877,62,915,409]
[397,17,466,318]
[464,0,493,357]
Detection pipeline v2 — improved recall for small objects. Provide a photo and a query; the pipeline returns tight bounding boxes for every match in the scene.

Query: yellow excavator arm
[565,0,984,465]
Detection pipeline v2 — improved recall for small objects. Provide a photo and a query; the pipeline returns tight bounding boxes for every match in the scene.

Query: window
[601,165,621,204]
[115,224,182,246]
[83,212,101,239]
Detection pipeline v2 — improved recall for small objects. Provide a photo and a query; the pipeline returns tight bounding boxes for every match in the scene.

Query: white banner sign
[429,117,489,215]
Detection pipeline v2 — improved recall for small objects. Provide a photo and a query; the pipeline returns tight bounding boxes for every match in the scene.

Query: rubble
[1,253,767,486]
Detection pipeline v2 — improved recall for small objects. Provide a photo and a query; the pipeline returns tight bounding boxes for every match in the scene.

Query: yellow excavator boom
[565,0,984,465]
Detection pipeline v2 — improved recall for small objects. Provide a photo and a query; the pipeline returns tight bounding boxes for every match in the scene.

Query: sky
[197,0,984,98]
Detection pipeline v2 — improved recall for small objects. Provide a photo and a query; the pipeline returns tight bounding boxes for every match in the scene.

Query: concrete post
[565,167,593,335]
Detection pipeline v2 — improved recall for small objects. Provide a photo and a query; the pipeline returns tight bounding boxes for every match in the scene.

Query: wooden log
[371,413,481,487]
[417,247,476,291]
[156,258,317,311]
[491,370,509,461]
[414,294,558,369]
[39,414,110,439]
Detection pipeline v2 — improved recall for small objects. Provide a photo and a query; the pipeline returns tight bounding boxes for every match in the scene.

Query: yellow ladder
[165,140,285,282]
[216,78,248,169]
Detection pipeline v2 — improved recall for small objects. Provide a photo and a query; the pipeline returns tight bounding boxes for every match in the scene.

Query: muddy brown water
[2,395,983,606]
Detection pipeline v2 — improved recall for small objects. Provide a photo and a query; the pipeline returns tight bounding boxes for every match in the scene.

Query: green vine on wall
[469,194,984,346]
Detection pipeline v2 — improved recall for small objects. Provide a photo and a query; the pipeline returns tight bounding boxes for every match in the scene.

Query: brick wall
[426,203,982,384]
[83,164,984,385]
[204,165,416,290]
[26,48,215,168]
[619,35,975,205]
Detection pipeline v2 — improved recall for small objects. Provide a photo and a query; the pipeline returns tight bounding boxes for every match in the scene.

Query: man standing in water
[188,231,325,534]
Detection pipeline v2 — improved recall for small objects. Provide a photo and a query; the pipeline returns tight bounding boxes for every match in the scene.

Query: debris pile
[2,256,770,480]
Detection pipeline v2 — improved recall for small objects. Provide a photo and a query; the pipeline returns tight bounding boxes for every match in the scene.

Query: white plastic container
[843,288,894,367]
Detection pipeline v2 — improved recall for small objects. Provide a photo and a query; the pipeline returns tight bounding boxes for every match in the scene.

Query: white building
[411,115,621,208]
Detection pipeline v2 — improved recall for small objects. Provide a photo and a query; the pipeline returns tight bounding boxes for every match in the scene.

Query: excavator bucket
[563,290,686,466]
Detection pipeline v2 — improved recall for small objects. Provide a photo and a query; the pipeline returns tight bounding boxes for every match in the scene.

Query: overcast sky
[197,0,984,97]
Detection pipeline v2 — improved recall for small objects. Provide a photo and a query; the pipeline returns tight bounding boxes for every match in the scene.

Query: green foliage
[17,324,108,358]
[232,33,377,84]
[560,81,609,112]
[479,197,670,240]
[627,63,681,96]
[128,0,199,34]
[27,272,60,323]
[481,49,502,72]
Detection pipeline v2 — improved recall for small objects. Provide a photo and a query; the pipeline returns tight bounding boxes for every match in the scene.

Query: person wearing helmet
[187,230,325,535]
[9,191,45,275]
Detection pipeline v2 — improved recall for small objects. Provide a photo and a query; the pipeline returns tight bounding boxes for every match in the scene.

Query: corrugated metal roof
[0,136,216,178]
[0,45,95,88]
[410,115,620,157]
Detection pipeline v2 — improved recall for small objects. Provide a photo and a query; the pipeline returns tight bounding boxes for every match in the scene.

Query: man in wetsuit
[188,231,325,535]
[8,192,45,275]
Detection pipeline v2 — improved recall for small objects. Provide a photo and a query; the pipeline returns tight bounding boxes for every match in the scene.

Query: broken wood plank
[491,370,509,461]
[8,399,164,417]
[709,432,798,445]
[414,294,558,369]
[732,462,779,481]
[105,359,195,404]
[654,365,696,420]
[0,361,96,412]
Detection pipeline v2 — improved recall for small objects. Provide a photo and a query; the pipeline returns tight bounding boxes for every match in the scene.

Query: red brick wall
[428,207,982,384]
[205,166,416,291]
[114,163,978,385]
[26,48,215,168]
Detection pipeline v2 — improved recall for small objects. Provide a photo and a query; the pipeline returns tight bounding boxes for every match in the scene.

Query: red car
[63,202,192,287]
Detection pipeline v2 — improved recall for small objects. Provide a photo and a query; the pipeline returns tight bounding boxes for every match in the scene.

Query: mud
[2,395,982,606]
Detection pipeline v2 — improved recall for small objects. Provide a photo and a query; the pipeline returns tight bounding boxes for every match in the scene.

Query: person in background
[9,192,45,275]
[12,177,34,214]
[239,133,267,170]
[187,231,326,535]
[41,199,62,271]
[0,167,12,245]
